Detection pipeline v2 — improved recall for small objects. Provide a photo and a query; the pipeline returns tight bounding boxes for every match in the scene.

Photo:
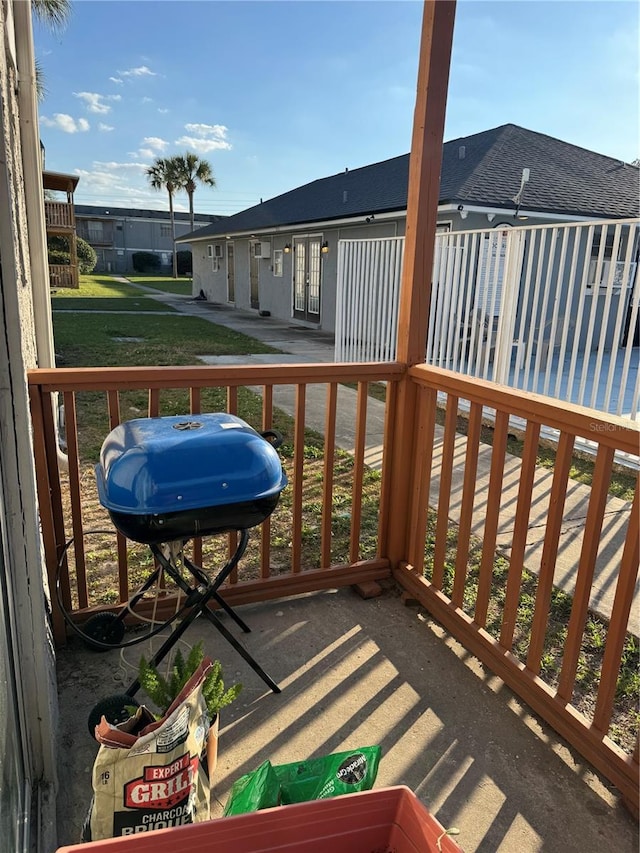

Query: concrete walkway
[116,280,639,633]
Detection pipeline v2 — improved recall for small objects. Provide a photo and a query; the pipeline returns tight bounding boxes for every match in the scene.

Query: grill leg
[126,530,280,696]
[200,606,280,693]
[210,591,251,633]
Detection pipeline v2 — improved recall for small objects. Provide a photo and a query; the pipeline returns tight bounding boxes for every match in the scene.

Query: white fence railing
[335,219,640,420]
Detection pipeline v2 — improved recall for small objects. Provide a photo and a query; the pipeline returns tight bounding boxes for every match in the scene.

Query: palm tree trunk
[188,190,194,234]
[169,189,178,279]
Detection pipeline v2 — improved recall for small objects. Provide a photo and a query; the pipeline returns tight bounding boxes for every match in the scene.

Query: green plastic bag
[224,746,381,816]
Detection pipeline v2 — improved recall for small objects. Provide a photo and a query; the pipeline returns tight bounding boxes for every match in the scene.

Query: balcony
[48,262,78,289]
[28,361,639,849]
[44,200,76,233]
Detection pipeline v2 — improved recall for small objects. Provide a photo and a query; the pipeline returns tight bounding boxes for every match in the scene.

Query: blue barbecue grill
[73,413,288,734]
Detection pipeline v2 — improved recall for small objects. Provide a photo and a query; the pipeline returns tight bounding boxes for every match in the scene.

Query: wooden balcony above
[45,200,76,232]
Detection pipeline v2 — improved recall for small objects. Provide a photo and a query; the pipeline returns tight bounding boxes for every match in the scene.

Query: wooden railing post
[384,0,457,567]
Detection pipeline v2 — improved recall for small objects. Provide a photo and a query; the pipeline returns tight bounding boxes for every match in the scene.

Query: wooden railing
[49,264,78,289]
[44,200,75,230]
[398,364,639,811]
[28,362,402,644]
[27,360,639,809]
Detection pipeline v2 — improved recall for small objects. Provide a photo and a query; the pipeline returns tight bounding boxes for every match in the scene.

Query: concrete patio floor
[54,584,639,852]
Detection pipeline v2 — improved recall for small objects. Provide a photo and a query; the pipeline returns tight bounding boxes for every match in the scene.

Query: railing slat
[62,391,88,610]
[474,410,509,628]
[407,385,437,573]
[189,387,203,568]
[593,485,639,734]
[291,384,306,573]
[148,388,159,417]
[558,444,616,701]
[452,401,482,608]
[260,385,274,578]
[499,420,541,650]
[107,390,129,602]
[227,386,239,576]
[378,380,398,557]
[526,430,575,674]
[349,382,368,564]
[432,394,459,589]
[321,383,337,568]
[29,387,67,644]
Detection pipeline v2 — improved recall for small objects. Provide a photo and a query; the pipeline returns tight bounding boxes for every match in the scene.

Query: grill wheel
[87,693,141,738]
[82,612,126,651]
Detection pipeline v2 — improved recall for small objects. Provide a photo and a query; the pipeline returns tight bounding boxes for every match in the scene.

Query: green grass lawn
[126,276,193,296]
[52,275,177,313]
[54,313,280,367]
[52,274,281,367]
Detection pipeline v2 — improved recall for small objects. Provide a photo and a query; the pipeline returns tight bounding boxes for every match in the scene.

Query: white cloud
[40,114,90,133]
[98,123,114,132]
[142,97,153,104]
[174,123,232,153]
[158,107,170,114]
[72,160,190,210]
[92,161,150,173]
[120,65,156,78]
[142,136,168,151]
[109,76,123,84]
[74,91,121,114]
[184,123,228,137]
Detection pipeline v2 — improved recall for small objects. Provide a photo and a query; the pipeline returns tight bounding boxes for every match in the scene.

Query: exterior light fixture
[321,241,329,254]
[283,243,291,254]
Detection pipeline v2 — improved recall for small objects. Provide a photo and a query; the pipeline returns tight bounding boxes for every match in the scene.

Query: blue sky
[34,1,639,216]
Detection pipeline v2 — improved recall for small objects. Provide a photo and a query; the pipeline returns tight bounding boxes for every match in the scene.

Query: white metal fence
[335,219,640,420]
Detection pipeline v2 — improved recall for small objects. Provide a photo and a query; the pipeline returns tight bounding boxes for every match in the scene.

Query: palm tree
[32,0,71,29]
[147,157,181,278]
[173,153,216,233]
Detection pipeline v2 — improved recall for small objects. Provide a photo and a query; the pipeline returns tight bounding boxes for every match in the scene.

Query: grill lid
[95,413,287,516]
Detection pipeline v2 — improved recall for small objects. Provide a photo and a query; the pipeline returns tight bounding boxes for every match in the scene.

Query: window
[87,220,104,242]
[273,249,283,277]
[161,225,172,238]
[587,225,635,292]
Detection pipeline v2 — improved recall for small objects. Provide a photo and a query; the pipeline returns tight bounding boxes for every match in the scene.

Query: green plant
[138,641,242,720]
[132,251,161,273]
[48,235,97,273]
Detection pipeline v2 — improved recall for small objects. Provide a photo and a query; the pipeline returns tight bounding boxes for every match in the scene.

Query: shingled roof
[180,124,639,242]
[74,204,225,225]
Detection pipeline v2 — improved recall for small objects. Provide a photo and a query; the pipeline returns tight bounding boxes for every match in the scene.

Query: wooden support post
[384,0,457,568]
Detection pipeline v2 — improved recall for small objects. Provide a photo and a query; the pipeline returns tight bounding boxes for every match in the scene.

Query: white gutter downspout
[14,0,68,473]
[15,0,55,368]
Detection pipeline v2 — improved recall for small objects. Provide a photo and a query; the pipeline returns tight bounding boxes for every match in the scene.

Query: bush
[47,235,97,273]
[48,248,70,266]
[177,250,192,276]
[76,237,97,274]
[132,251,161,273]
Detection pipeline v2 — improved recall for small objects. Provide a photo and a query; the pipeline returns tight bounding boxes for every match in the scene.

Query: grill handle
[260,429,283,449]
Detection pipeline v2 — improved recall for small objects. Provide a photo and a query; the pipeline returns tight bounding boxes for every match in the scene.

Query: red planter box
[56,786,463,852]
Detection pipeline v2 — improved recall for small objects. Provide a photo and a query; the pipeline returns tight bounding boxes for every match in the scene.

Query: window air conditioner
[254,241,271,259]
[587,260,634,292]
